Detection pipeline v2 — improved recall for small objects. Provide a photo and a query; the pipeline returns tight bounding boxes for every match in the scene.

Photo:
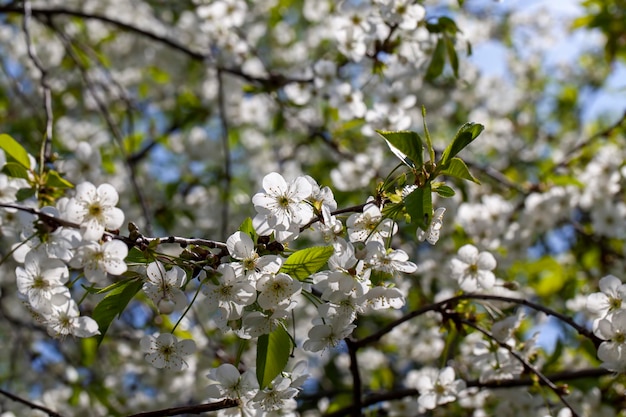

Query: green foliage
[279,246,334,281]
[377,130,424,169]
[256,325,292,389]
[238,217,257,241]
[92,277,144,345]
[404,184,433,230]
[438,157,479,184]
[2,162,30,180]
[440,123,484,167]
[0,133,31,169]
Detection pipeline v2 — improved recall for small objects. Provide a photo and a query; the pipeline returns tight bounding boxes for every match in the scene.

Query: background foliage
[0,0,625,416]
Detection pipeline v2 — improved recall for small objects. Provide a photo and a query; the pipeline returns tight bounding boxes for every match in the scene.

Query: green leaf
[404,184,432,230]
[440,123,484,167]
[16,188,36,201]
[0,134,31,169]
[92,278,144,345]
[376,130,424,169]
[256,325,292,389]
[2,162,30,180]
[280,246,334,281]
[433,183,456,198]
[238,217,257,241]
[444,35,459,78]
[439,157,479,184]
[45,170,74,188]
[125,247,150,264]
[426,37,446,81]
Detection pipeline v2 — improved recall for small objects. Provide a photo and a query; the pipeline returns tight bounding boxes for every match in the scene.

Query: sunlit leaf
[0,134,31,169]
[280,246,334,281]
[256,325,292,389]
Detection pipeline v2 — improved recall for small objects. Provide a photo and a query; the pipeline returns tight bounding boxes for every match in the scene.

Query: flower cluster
[12,179,132,338]
[587,275,626,372]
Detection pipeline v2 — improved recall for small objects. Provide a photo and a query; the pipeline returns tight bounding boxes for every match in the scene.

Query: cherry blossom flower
[417,207,446,245]
[226,231,282,280]
[256,272,301,311]
[253,172,313,227]
[140,333,196,370]
[70,239,128,283]
[450,244,497,292]
[143,261,187,313]
[410,366,466,410]
[64,182,124,241]
[206,363,258,400]
[587,275,626,319]
[16,249,70,312]
[593,309,626,372]
[252,375,299,412]
[364,241,417,275]
[44,297,100,338]
[303,316,356,352]
[201,264,256,320]
[346,202,397,243]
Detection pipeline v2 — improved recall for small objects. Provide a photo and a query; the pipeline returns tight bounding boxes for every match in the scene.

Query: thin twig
[0,203,228,251]
[354,293,599,348]
[124,399,239,417]
[320,367,611,417]
[0,5,313,88]
[22,0,54,169]
[217,69,232,242]
[344,339,362,417]
[49,21,153,235]
[0,388,64,417]
[458,316,580,417]
[554,110,626,169]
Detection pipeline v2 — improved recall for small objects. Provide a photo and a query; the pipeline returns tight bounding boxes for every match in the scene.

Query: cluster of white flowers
[587,275,626,372]
[11,177,132,338]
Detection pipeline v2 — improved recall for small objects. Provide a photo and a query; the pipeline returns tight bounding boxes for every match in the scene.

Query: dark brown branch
[0,203,228,251]
[49,21,153,235]
[458,316,580,417]
[124,399,239,417]
[217,69,232,242]
[354,293,600,349]
[0,5,313,88]
[345,339,362,417]
[555,109,626,169]
[22,0,54,168]
[0,388,64,417]
[321,367,611,417]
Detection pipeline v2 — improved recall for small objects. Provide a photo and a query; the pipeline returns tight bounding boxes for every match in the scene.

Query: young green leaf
[45,170,74,188]
[280,246,334,281]
[376,130,424,169]
[0,134,31,169]
[444,35,459,78]
[92,278,144,345]
[238,217,257,242]
[404,184,433,230]
[440,123,484,167]
[433,183,456,198]
[2,162,30,180]
[426,37,446,81]
[439,157,479,184]
[256,325,292,389]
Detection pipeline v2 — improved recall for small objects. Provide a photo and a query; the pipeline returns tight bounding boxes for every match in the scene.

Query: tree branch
[21,0,54,168]
[457,315,580,417]
[0,5,313,88]
[354,293,600,348]
[344,338,362,417]
[321,367,611,417]
[124,399,239,417]
[0,388,64,417]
